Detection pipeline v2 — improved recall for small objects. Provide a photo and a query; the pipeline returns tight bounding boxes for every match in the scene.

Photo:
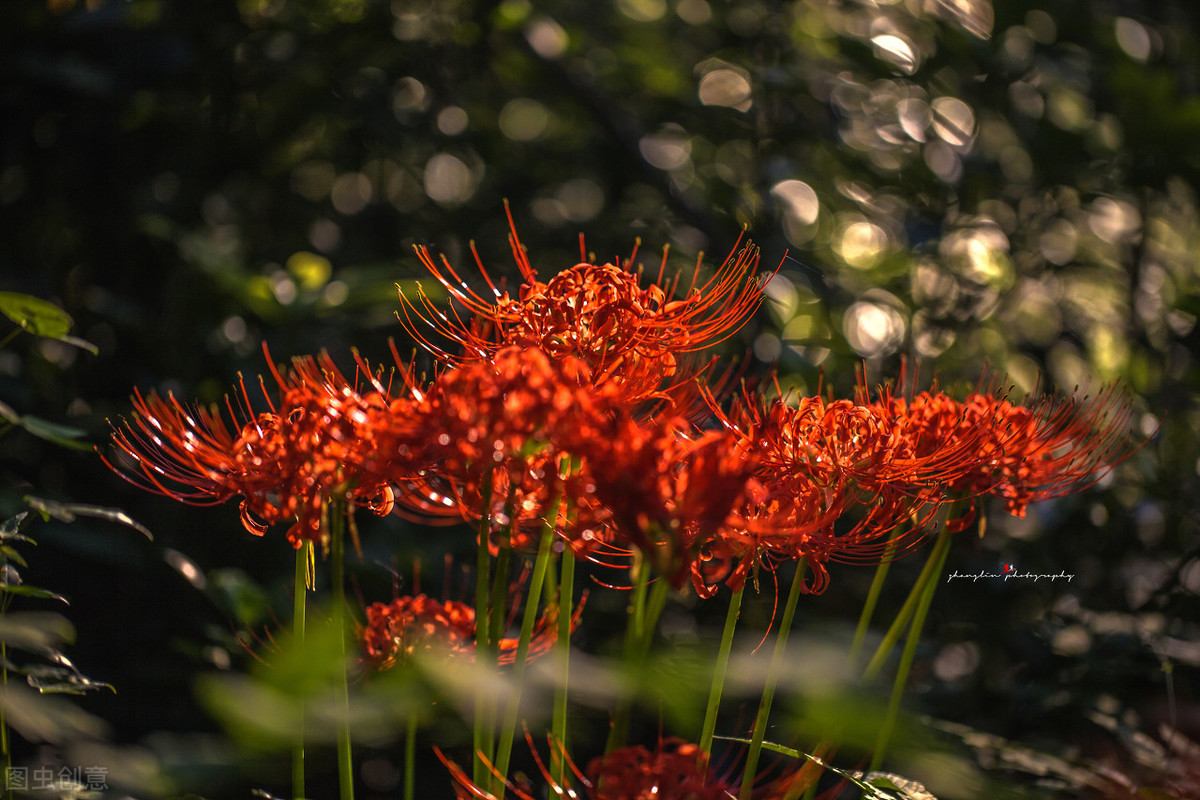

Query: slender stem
[699,585,744,757]
[848,540,897,668]
[1,639,9,800]
[483,541,511,792]
[494,502,559,796]
[292,543,309,800]
[861,533,947,682]
[330,505,355,800]
[552,548,575,786]
[606,557,671,754]
[404,713,417,800]
[473,475,494,786]
[869,530,951,772]
[0,329,20,352]
[739,560,807,800]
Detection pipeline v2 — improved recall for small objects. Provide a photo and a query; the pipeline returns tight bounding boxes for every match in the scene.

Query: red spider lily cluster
[439,736,834,800]
[103,214,1140,797]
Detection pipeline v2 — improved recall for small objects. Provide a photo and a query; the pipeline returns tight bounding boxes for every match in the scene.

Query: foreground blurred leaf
[0,683,110,743]
[0,611,75,651]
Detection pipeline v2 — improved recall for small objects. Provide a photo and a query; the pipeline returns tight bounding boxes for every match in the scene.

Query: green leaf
[0,292,72,339]
[24,496,154,540]
[0,612,75,651]
[0,402,91,450]
[0,584,69,604]
[0,292,98,353]
[0,546,29,568]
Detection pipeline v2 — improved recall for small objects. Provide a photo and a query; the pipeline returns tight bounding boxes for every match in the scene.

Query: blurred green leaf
[0,612,75,652]
[0,682,110,743]
[0,402,91,450]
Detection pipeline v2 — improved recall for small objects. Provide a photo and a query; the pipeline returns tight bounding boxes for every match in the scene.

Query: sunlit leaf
[23,664,115,695]
[0,513,33,545]
[0,584,69,604]
[0,292,98,353]
[25,496,154,540]
[0,292,73,339]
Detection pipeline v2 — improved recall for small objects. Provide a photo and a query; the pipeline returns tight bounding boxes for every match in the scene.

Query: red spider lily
[399,345,624,556]
[866,379,1140,526]
[358,591,577,671]
[398,208,771,412]
[439,736,832,800]
[692,391,952,597]
[103,347,424,547]
[567,410,761,590]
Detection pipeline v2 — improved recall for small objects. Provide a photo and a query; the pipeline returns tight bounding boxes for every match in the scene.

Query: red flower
[568,410,760,589]
[358,591,570,671]
[400,345,620,555]
[867,379,1139,524]
[440,736,830,800]
[399,210,770,412]
[103,347,422,547]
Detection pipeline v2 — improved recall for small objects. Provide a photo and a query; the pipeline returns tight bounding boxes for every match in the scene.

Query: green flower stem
[861,532,947,682]
[848,540,897,668]
[552,548,575,786]
[605,555,671,753]
[2,639,9,800]
[473,475,494,787]
[698,585,744,758]
[494,499,560,798]
[404,713,417,800]
[739,559,807,800]
[292,542,309,800]
[330,504,355,800]
[869,529,951,772]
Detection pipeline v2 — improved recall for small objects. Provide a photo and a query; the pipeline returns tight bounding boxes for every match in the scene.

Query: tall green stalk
[847,538,897,667]
[552,548,575,786]
[1,639,10,800]
[472,475,494,786]
[330,504,355,800]
[698,585,744,757]
[739,560,807,800]
[861,533,949,682]
[605,553,671,754]
[869,530,951,772]
[494,501,559,797]
[292,542,309,800]
[404,713,417,800]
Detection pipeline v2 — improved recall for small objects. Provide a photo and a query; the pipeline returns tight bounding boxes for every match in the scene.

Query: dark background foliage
[1,0,1198,797]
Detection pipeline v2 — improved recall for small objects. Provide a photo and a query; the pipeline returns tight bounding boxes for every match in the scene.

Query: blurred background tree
[1,0,1198,797]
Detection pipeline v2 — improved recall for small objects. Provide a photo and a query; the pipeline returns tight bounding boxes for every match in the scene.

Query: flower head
[440,736,829,800]
[104,347,421,547]
[358,591,568,671]
[401,345,620,555]
[400,209,770,411]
